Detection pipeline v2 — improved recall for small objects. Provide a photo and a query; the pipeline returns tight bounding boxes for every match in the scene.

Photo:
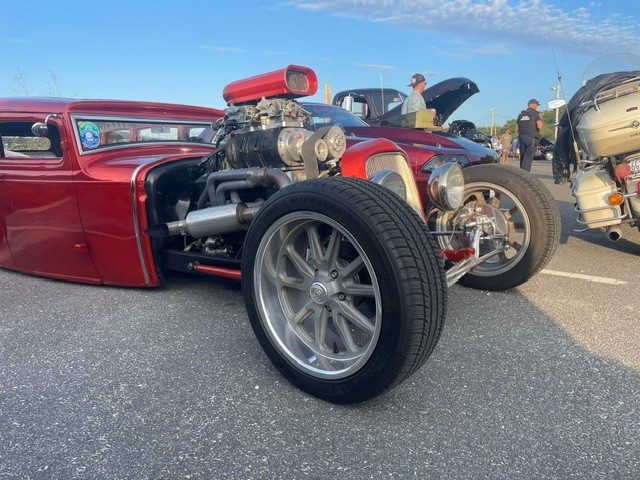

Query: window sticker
[78,121,100,149]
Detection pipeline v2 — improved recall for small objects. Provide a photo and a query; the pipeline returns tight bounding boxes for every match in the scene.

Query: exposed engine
[147,65,348,261]
[215,97,346,181]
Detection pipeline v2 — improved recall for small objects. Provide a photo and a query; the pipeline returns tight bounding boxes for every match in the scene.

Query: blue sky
[2,0,639,127]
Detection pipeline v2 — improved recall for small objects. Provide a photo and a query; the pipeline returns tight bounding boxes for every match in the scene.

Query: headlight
[364,151,424,219]
[427,162,465,211]
[370,169,407,201]
[420,154,468,174]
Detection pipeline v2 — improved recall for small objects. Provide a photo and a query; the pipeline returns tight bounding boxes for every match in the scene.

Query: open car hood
[377,77,479,127]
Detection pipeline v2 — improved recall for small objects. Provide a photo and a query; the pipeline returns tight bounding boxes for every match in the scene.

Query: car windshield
[301,103,369,130]
[71,116,214,153]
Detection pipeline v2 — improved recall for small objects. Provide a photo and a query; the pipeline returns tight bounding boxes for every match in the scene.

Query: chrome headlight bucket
[365,152,424,219]
[370,169,407,201]
[427,162,465,211]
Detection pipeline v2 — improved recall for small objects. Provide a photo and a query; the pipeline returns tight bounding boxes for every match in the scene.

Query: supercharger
[220,97,347,181]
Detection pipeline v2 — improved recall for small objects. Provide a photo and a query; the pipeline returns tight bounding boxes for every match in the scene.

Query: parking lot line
[541,269,627,285]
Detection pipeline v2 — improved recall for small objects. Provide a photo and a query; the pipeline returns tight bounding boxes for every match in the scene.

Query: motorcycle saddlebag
[576,83,640,157]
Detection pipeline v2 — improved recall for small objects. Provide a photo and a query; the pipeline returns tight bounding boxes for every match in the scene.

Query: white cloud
[287,0,640,55]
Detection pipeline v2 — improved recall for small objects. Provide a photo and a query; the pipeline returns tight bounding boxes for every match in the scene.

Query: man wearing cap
[516,99,544,172]
[401,73,427,114]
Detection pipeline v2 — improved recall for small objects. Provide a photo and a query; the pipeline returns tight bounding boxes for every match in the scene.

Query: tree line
[479,108,565,141]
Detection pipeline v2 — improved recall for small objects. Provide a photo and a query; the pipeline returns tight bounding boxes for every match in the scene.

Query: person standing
[499,129,512,164]
[552,111,578,184]
[401,73,427,114]
[516,99,543,172]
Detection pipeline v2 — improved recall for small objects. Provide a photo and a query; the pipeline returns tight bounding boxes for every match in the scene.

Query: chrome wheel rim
[254,212,382,379]
[430,182,531,276]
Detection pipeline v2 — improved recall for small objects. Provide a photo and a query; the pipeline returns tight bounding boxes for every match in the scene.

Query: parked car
[333,78,496,156]
[447,119,492,149]
[0,65,560,404]
[332,87,407,120]
[333,77,479,128]
[535,137,555,160]
[301,102,497,206]
[509,137,555,160]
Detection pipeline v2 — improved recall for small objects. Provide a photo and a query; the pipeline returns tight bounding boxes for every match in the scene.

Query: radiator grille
[365,153,424,219]
[365,153,405,177]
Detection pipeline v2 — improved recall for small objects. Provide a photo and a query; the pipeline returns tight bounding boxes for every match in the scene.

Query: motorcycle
[553,53,640,241]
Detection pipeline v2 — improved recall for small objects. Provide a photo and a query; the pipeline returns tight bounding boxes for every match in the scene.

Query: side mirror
[31,122,49,137]
[548,98,566,109]
[31,114,58,137]
[341,95,354,112]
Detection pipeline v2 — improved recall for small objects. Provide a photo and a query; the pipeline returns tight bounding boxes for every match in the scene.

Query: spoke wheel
[427,164,560,290]
[242,177,447,404]
[429,181,531,275]
[255,211,382,379]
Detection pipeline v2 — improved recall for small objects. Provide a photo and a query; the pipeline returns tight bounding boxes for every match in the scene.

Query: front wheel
[242,177,447,404]
[427,164,560,290]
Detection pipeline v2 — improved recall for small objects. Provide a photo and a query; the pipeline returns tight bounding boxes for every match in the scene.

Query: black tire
[428,164,560,290]
[241,177,447,404]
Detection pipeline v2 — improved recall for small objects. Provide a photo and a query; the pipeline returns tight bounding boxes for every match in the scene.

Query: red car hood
[343,125,496,162]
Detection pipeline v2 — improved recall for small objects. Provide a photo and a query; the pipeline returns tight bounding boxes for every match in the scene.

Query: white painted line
[541,269,627,285]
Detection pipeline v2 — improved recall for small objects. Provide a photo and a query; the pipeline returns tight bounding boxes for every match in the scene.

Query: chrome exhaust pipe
[146,201,262,238]
[605,226,622,242]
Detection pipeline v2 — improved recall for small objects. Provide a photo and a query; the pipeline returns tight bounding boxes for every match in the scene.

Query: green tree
[480,106,567,141]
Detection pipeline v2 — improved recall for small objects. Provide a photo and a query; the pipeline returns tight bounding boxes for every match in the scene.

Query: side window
[339,96,368,117]
[0,122,62,159]
[345,99,368,119]
[373,92,406,116]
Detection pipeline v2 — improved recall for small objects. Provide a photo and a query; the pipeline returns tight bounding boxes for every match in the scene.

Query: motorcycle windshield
[582,53,640,85]
[561,54,640,129]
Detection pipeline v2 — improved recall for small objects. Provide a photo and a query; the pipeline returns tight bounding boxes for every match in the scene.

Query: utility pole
[489,107,496,136]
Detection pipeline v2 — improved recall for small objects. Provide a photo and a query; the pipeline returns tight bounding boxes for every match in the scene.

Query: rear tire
[242,177,447,404]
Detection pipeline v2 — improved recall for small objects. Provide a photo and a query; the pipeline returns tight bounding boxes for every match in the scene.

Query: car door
[0,118,100,282]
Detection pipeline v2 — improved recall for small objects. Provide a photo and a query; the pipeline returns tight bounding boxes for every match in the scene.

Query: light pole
[549,82,561,141]
[489,107,495,136]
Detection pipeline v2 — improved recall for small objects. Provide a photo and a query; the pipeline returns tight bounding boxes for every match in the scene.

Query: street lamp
[549,82,561,141]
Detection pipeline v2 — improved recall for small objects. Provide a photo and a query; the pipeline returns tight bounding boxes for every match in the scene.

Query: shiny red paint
[194,264,242,281]
[441,248,475,262]
[222,65,318,105]
[340,137,402,178]
[0,97,223,287]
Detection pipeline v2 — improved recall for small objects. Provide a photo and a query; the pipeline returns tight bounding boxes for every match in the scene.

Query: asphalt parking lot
[1,159,639,479]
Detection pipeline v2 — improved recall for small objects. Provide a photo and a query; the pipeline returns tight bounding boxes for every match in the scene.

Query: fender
[340,138,425,216]
[340,137,408,179]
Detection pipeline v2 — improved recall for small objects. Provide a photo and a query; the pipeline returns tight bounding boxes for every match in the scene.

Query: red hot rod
[0,65,560,403]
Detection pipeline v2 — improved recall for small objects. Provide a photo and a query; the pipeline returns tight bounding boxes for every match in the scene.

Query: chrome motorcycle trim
[574,204,627,225]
